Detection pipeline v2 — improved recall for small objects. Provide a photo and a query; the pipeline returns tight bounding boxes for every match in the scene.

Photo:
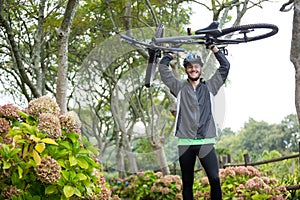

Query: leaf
[3,161,11,169]
[76,157,89,169]
[57,159,66,168]
[23,144,29,158]
[75,173,87,181]
[18,166,23,179]
[9,148,22,157]
[74,187,82,197]
[69,155,77,166]
[35,143,45,153]
[25,159,36,169]
[17,110,29,118]
[13,135,23,143]
[77,149,90,155]
[61,170,69,181]
[32,149,41,165]
[59,141,72,150]
[45,185,57,195]
[30,135,41,143]
[63,185,75,198]
[41,138,58,145]
[67,132,79,143]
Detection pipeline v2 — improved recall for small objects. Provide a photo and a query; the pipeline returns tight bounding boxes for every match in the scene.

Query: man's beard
[188,74,200,82]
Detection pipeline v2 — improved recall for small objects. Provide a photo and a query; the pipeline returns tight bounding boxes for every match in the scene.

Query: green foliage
[216,115,299,162]
[0,98,111,199]
[110,171,182,200]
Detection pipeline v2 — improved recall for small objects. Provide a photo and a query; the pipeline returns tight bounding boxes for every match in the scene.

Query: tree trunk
[150,139,170,175]
[56,0,78,114]
[124,136,139,174]
[116,144,126,178]
[33,0,46,94]
[290,0,300,124]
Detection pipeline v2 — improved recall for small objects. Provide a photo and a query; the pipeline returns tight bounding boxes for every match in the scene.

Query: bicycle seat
[195,21,221,36]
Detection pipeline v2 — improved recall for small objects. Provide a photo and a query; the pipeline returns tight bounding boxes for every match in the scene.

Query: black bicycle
[120,21,278,88]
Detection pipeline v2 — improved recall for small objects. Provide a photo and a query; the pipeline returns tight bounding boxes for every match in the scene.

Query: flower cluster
[28,96,60,118]
[151,174,181,192]
[1,185,21,199]
[219,165,260,180]
[0,104,20,120]
[59,111,82,134]
[0,118,10,135]
[34,157,61,183]
[90,169,112,200]
[111,171,182,200]
[194,166,287,200]
[37,113,62,139]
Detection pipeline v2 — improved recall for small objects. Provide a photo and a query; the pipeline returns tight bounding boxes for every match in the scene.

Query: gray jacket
[158,51,230,139]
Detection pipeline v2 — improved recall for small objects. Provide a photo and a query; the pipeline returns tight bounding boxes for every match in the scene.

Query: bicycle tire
[145,24,164,88]
[215,23,278,44]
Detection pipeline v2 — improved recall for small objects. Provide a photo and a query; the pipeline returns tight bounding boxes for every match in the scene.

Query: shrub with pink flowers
[110,165,290,199]
[0,96,111,199]
[194,165,287,200]
[111,170,182,200]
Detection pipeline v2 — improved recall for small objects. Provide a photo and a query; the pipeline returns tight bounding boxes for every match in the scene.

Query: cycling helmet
[183,54,203,68]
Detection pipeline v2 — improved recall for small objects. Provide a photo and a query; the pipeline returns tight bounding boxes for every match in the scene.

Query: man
[158,42,230,200]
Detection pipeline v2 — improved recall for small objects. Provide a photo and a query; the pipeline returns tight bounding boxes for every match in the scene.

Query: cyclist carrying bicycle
[158,41,230,200]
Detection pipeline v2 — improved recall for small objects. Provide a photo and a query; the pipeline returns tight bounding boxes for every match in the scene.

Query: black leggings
[178,144,222,200]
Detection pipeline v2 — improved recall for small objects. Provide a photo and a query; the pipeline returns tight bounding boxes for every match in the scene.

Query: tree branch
[0,1,40,98]
[280,0,294,12]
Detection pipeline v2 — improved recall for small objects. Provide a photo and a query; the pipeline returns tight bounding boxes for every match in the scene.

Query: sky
[187,1,295,131]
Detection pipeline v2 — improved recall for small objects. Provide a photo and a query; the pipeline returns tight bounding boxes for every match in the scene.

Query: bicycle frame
[120,21,278,87]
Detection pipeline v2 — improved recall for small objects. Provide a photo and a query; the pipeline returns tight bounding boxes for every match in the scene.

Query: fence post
[173,162,176,175]
[244,153,250,166]
[227,154,231,164]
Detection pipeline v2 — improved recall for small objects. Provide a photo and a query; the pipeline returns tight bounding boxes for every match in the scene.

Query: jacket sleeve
[206,50,230,95]
[158,54,184,97]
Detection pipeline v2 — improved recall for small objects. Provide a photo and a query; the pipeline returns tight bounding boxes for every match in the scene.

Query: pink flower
[0,118,10,135]
[28,96,60,118]
[0,104,20,120]
[38,113,61,139]
[154,172,163,177]
[236,184,245,191]
[246,166,260,176]
[235,166,250,176]
[224,167,236,176]
[200,177,209,185]
[175,193,182,200]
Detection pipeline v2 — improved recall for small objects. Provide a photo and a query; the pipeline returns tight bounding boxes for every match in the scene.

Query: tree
[56,0,79,114]
[280,0,300,125]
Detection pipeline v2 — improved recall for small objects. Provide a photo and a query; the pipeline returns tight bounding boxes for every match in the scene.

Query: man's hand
[205,38,214,49]
[148,48,161,57]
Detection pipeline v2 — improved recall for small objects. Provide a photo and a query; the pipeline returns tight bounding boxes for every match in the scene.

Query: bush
[0,96,111,199]
[111,165,289,200]
[110,171,182,200]
[194,166,287,200]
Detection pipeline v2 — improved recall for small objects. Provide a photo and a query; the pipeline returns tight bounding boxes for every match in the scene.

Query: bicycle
[120,21,278,88]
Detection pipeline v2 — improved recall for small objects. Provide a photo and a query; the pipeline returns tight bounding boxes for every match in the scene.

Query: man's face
[185,62,202,81]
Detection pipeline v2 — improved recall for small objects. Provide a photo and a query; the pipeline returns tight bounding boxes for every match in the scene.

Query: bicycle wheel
[145,24,164,88]
[215,23,278,44]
